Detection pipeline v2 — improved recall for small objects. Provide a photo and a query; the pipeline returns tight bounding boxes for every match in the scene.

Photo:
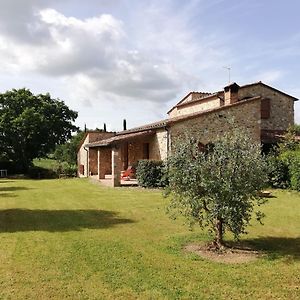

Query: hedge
[267,150,300,191]
[136,160,167,188]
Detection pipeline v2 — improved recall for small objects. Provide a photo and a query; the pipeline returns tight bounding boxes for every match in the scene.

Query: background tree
[53,131,85,165]
[0,88,78,172]
[166,129,268,249]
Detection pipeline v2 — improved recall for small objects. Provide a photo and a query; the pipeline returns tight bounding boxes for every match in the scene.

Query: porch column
[112,146,121,187]
[97,148,100,180]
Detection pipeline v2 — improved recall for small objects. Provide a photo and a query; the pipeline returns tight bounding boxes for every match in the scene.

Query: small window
[261,99,271,119]
[143,143,150,159]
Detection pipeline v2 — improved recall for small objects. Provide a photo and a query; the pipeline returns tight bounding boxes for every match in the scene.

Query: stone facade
[169,97,222,118]
[169,99,262,145]
[168,92,212,117]
[98,147,112,179]
[238,84,294,130]
[77,134,89,177]
[77,131,115,177]
[168,83,295,133]
[151,129,168,160]
[89,148,98,175]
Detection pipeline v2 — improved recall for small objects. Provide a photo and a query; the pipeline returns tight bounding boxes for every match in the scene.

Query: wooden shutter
[261,98,271,119]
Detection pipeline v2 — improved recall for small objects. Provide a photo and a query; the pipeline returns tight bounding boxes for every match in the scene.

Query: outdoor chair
[121,166,136,181]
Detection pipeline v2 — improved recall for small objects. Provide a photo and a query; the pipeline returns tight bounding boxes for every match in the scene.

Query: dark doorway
[123,142,129,170]
[143,143,150,159]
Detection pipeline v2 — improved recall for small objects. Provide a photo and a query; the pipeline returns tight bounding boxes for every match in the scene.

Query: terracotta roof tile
[116,119,168,135]
[85,130,155,147]
[167,96,262,124]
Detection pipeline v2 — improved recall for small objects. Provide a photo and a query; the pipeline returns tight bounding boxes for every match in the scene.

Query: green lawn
[0,179,299,299]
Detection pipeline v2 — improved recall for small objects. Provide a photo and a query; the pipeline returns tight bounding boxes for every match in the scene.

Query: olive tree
[166,129,268,249]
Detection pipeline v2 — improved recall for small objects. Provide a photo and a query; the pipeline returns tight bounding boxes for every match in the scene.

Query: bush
[27,166,57,179]
[266,155,290,188]
[136,160,167,188]
[280,151,300,191]
[52,162,77,177]
[290,159,300,191]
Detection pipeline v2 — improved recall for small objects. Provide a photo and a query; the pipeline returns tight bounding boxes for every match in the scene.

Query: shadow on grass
[0,193,17,198]
[0,186,31,192]
[243,237,300,260]
[0,209,135,232]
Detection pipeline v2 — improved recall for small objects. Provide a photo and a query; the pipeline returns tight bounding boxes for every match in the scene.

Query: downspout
[84,146,89,177]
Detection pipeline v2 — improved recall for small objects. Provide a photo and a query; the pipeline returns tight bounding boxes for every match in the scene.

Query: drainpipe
[84,146,89,177]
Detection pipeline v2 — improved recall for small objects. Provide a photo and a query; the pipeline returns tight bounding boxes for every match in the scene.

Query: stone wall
[169,97,221,118]
[99,147,112,178]
[151,129,168,160]
[169,99,261,145]
[77,131,115,177]
[127,136,153,166]
[239,84,294,130]
[89,148,98,175]
[174,97,221,118]
[113,134,165,169]
[77,134,89,177]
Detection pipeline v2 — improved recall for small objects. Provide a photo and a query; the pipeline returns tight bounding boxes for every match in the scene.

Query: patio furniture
[121,166,136,181]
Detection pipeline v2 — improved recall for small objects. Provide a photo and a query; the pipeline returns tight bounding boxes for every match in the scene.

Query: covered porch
[86,129,163,187]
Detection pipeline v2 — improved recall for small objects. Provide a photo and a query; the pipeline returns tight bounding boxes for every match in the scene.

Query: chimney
[224,82,240,105]
[123,119,127,131]
[103,123,107,132]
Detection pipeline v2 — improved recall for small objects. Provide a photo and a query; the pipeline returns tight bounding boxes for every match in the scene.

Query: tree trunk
[214,217,224,249]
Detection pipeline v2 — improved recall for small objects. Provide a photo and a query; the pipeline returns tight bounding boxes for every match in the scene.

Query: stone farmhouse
[77,81,298,186]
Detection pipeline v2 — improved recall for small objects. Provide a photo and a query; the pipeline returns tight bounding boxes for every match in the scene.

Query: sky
[0,0,299,132]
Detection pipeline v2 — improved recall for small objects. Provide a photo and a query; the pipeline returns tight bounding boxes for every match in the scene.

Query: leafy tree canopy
[0,88,78,171]
[53,131,85,165]
[166,129,268,249]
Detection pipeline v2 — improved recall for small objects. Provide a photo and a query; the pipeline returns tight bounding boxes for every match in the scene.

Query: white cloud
[3,0,298,130]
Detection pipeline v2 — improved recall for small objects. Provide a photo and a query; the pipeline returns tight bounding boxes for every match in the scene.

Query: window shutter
[261,98,271,119]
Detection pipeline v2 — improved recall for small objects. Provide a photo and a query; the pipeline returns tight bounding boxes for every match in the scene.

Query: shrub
[280,151,300,191]
[27,166,57,179]
[53,162,77,177]
[266,155,290,188]
[290,159,300,191]
[136,160,166,188]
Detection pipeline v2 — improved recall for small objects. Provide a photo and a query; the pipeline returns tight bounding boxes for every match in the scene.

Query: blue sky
[0,0,299,131]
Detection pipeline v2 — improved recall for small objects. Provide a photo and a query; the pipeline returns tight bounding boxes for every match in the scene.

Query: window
[261,98,271,119]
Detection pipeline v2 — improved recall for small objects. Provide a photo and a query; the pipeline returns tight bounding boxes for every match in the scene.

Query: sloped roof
[85,130,155,148]
[167,91,213,114]
[77,131,115,151]
[167,81,298,114]
[168,96,262,124]
[239,81,298,101]
[116,119,168,135]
